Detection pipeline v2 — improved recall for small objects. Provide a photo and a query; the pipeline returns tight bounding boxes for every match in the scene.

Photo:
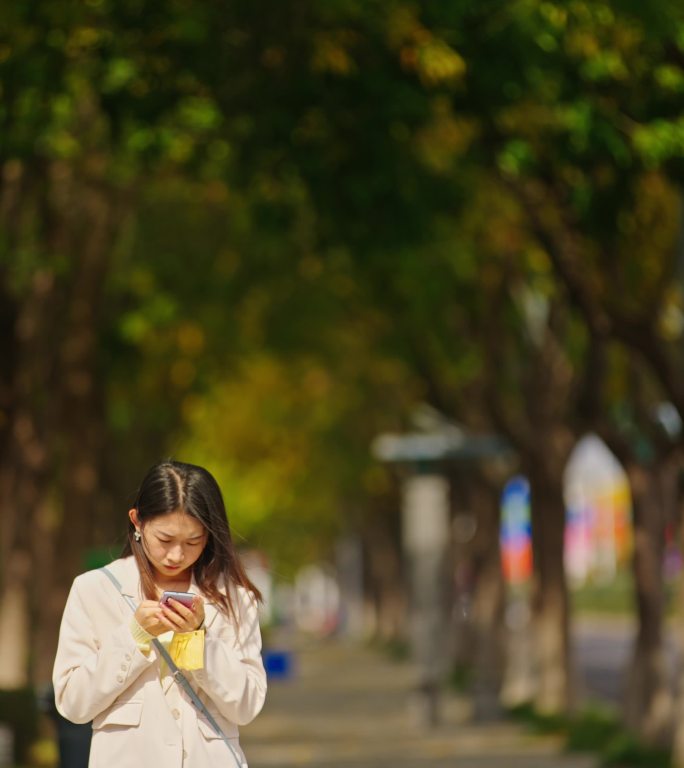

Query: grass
[508,703,672,768]
[570,571,635,616]
[448,662,473,693]
[570,568,681,620]
[368,635,410,662]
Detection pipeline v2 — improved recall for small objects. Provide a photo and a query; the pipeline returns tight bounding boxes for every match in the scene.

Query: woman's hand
[134,600,175,637]
[159,595,205,633]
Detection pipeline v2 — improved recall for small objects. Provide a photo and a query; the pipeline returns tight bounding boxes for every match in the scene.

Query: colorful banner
[500,475,533,585]
[563,434,632,586]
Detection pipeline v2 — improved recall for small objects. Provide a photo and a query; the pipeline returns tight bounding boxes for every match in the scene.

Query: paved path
[240,636,600,768]
[573,615,633,704]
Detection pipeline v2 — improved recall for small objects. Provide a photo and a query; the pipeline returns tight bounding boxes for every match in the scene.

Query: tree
[445,0,684,736]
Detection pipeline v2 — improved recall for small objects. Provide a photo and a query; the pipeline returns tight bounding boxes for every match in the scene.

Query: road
[573,615,679,704]
[240,633,601,768]
[574,616,633,704]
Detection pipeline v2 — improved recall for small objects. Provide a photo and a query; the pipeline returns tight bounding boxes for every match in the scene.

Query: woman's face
[129,508,207,582]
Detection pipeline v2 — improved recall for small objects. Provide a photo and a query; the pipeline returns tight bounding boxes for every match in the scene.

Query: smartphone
[160,591,196,609]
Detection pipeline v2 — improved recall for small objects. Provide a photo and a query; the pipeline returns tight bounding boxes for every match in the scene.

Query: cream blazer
[53,556,267,768]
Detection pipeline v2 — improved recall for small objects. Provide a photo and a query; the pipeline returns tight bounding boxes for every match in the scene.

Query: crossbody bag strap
[100,567,243,768]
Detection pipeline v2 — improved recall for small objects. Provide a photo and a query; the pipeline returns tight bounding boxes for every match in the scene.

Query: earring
[134,530,141,542]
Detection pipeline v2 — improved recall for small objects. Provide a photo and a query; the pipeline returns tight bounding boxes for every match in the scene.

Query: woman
[53,460,267,768]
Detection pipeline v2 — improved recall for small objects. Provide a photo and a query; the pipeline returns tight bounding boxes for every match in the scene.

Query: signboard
[500,475,533,586]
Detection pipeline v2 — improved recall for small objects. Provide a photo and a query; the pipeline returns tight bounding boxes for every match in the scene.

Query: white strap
[100,567,243,767]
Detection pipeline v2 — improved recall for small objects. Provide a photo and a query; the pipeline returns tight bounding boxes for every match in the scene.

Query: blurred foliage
[1,0,683,578]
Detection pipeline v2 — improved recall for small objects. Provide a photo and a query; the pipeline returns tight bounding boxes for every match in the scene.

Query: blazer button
[172,708,181,720]
[116,674,124,683]
[120,663,127,671]
[124,653,132,661]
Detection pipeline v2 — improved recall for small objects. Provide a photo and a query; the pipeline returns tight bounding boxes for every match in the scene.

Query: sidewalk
[240,636,600,768]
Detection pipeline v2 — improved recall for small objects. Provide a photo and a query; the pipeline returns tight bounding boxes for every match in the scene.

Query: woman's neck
[153,570,192,593]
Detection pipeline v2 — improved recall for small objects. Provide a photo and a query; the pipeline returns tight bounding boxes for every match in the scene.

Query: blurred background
[1,1,684,766]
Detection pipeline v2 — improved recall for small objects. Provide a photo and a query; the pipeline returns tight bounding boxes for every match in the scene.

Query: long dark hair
[121,460,262,620]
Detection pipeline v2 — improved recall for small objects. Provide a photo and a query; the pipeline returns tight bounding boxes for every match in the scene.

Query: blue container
[263,649,293,680]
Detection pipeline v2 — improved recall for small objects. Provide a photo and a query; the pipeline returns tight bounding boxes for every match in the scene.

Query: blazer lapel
[110,556,144,601]
[202,600,220,629]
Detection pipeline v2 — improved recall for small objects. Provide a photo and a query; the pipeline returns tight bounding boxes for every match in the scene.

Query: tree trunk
[528,466,574,714]
[669,466,684,766]
[362,498,406,642]
[468,476,506,720]
[0,160,122,686]
[0,267,60,688]
[624,461,675,746]
[0,553,31,688]
[34,187,117,685]
[519,317,575,715]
